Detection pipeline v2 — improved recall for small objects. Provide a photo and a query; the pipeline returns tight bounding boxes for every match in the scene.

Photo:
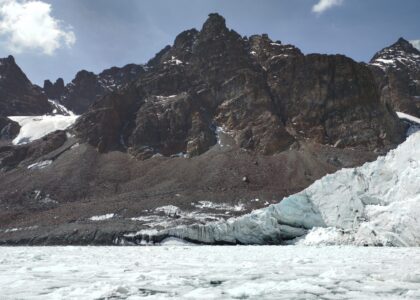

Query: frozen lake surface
[1,246,420,299]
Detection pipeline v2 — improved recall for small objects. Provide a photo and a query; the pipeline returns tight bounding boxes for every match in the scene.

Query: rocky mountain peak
[43,78,65,100]
[369,37,420,117]
[370,37,420,70]
[173,29,199,50]
[42,63,145,114]
[0,55,29,84]
[5,55,15,63]
[249,34,303,68]
[73,14,405,159]
[74,70,96,82]
[395,37,419,52]
[0,55,51,116]
[201,13,228,37]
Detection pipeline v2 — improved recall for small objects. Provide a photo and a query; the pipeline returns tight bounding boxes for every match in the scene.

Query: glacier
[126,130,420,246]
[8,114,78,145]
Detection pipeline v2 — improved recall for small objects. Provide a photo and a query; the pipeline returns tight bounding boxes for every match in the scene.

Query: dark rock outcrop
[0,130,68,171]
[0,117,20,140]
[44,64,145,114]
[369,38,420,117]
[43,78,65,100]
[0,56,51,116]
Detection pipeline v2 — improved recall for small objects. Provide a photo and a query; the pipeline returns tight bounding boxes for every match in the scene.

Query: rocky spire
[200,13,229,37]
[43,78,65,100]
[0,55,51,115]
[393,37,420,54]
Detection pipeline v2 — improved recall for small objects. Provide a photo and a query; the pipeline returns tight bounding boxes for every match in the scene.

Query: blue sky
[0,0,418,85]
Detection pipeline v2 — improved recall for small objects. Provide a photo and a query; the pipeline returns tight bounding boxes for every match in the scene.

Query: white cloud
[0,0,75,55]
[410,40,420,51]
[312,0,344,14]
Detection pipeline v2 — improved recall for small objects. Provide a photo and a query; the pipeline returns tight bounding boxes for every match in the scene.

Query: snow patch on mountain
[27,160,52,170]
[130,131,420,246]
[89,214,115,221]
[48,99,75,116]
[8,115,78,145]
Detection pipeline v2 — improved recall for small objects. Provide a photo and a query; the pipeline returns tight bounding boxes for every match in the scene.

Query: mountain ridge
[74,13,404,159]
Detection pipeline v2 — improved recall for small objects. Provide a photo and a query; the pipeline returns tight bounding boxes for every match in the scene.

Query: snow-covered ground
[8,115,78,145]
[1,246,420,299]
[131,131,420,246]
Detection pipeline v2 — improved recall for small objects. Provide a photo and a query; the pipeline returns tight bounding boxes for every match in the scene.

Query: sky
[0,0,418,86]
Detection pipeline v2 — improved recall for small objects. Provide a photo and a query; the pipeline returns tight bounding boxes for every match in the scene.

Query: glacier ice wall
[124,131,420,246]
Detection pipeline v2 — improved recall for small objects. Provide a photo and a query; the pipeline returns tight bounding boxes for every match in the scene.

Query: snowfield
[1,246,420,299]
[8,115,78,145]
[130,131,420,246]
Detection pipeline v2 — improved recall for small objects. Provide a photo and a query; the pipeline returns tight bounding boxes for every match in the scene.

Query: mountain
[75,14,404,157]
[0,14,410,245]
[369,38,420,117]
[127,130,420,246]
[0,56,51,116]
[44,64,145,114]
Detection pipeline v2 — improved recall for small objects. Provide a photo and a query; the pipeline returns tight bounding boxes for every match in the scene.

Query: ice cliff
[126,130,420,246]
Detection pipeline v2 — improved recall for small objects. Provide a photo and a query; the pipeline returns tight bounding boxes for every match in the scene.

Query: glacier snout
[121,132,420,246]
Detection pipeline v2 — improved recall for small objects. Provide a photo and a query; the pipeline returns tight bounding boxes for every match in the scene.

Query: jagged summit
[43,78,65,100]
[0,55,51,116]
[43,64,145,114]
[370,37,420,69]
[201,13,229,35]
[395,37,420,52]
[369,37,420,117]
[5,55,15,63]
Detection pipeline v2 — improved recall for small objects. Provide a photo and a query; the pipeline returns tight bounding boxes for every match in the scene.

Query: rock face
[44,64,145,114]
[43,78,65,100]
[0,130,68,172]
[75,13,404,158]
[0,117,20,141]
[369,38,420,117]
[0,56,51,116]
